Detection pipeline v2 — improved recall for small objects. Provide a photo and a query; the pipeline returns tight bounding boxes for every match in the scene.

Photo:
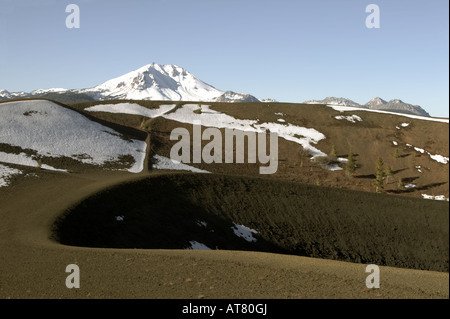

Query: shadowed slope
[54,173,449,272]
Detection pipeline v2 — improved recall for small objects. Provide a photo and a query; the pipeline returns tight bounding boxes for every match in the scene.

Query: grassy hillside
[54,173,449,272]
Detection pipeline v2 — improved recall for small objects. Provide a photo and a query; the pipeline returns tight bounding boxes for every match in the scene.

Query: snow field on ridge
[87,102,328,158]
[0,152,69,172]
[327,104,449,123]
[152,154,210,173]
[85,103,176,118]
[0,100,146,173]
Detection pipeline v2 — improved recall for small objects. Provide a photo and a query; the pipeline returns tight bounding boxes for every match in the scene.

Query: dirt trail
[142,133,151,172]
[0,169,448,299]
[140,105,178,173]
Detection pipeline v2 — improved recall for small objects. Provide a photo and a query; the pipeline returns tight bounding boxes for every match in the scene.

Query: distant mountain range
[0,63,431,116]
[304,97,430,117]
[0,63,261,104]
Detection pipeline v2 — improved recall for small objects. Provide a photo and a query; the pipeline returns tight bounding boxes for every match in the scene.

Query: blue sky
[0,0,448,117]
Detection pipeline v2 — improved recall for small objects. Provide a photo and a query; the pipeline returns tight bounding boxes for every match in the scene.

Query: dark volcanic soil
[54,173,449,272]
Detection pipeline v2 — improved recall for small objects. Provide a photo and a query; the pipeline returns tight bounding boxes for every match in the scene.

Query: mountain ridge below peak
[304,96,430,117]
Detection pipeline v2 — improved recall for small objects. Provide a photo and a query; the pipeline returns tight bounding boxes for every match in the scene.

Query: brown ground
[0,169,448,299]
[0,99,448,299]
[71,100,449,199]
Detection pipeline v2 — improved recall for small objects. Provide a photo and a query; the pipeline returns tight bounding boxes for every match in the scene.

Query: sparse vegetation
[140,118,147,130]
[345,149,356,176]
[372,157,385,193]
[385,165,394,184]
[298,146,310,158]
[330,145,337,159]
[394,148,400,158]
[23,110,40,116]
[397,177,405,189]
[36,158,42,170]
[315,178,321,186]
[1,97,448,299]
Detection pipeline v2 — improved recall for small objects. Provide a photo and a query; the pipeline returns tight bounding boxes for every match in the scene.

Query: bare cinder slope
[0,169,447,299]
[54,173,449,272]
[0,99,448,299]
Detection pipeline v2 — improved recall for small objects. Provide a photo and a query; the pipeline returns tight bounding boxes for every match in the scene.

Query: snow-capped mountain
[0,90,10,98]
[0,89,27,99]
[81,63,226,101]
[304,96,430,117]
[215,91,260,103]
[0,63,261,103]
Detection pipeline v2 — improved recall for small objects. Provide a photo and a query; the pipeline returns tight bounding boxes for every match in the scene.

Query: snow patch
[406,143,449,164]
[186,241,211,250]
[152,154,210,173]
[0,164,22,188]
[422,194,449,201]
[334,114,362,123]
[325,163,343,171]
[0,152,69,173]
[429,154,449,165]
[196,220,208,227]
[327,105,449,123]
[85,103,176,118]
[231,223,258,242]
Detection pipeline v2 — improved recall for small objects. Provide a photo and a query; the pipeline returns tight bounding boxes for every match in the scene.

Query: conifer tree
[372,156,385,193]
[345,149,356,176]
[393,148,400,158]
[397,177,405,189]
[330,145,337,159]
[385,165,393,184]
